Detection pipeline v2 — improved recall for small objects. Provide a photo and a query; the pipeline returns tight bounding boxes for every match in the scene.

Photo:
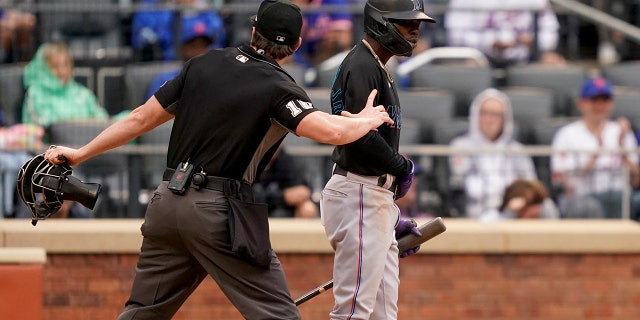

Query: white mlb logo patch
[236,55,249,63]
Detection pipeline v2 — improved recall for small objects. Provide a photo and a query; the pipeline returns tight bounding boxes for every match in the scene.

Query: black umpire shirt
[154,44,317,183]
[330,41,410,178]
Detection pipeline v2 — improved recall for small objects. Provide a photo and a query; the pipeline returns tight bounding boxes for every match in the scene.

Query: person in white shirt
[445,0,565,68]
[551,77,640,219]
[449,88,537,219]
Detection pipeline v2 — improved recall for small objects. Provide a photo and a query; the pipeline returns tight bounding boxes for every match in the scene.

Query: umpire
[44,0,393,319]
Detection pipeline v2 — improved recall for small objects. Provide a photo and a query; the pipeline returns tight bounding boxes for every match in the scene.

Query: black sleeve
[154,60,190,112]
[271,83,318,133]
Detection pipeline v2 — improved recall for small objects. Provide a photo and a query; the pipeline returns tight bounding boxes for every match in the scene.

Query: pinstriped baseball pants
[321,174,400,320]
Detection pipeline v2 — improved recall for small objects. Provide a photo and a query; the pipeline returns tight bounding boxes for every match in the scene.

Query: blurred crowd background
[2,0,640,222]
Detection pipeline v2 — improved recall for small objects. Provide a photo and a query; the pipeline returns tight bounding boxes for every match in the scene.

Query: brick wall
[42,253,640,320]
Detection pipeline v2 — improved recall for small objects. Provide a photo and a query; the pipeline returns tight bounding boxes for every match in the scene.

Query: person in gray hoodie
[449,88,538,219]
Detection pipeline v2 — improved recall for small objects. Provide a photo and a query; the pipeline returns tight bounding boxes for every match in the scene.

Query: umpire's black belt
[332,165,396,191]
[163,168,226,192]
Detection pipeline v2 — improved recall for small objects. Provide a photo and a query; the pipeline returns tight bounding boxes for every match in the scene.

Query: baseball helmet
[364,0,435,56]
[16,154,101,226]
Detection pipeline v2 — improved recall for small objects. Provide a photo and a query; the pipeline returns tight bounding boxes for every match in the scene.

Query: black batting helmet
[364,0,435,56]
[16,154,101,226]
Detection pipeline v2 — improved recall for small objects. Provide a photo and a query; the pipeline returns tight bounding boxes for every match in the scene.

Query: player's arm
[45,96,174,166]
[295,89,393,145]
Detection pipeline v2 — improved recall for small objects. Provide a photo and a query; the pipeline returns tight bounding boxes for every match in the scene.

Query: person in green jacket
[22,42,108,127]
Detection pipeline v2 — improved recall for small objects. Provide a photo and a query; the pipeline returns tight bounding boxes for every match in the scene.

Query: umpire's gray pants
[117,182,300,320]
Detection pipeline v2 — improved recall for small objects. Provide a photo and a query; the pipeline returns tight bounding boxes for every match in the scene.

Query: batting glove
[395,218,422,258]
[394,159,414,199]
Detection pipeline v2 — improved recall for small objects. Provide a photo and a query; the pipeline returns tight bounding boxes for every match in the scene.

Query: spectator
[551,77,640,219]
[253,146,319,218]
[0,4,36,63]
[131,0,226,61]
[291,0,353,67]
[481,178,559,222]
[445,0,565,68]
[145,10,225,99]
[20,42,111,219]
[449,88,537,219]
[22,42,109,127]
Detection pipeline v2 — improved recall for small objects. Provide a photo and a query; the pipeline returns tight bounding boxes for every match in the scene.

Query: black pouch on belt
[223,179,272,269]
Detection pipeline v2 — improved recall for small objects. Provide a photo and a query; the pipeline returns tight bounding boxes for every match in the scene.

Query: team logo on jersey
[236,55,249,63]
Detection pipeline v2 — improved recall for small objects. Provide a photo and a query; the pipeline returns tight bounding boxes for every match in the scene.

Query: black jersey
[329,41,409,177]
[154,44,317,183]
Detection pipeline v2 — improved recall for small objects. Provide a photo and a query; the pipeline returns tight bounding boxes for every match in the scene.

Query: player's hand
[395,218,421,258]
[395,159,414,199]
[340,89,394,126]
[44,145,80,166]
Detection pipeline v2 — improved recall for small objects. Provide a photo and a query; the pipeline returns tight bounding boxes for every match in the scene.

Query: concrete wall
[2,218,640,319]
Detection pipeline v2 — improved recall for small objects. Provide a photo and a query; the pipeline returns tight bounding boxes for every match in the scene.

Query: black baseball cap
[252,0,303,45]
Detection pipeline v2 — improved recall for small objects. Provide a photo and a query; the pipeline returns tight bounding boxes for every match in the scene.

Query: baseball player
[320,0,435,318]
[43,1,393,319]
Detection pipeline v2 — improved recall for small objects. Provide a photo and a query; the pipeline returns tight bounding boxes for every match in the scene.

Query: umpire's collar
[237,44,280,67]
[237,44,294,82]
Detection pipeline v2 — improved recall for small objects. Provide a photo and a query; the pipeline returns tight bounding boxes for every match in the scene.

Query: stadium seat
[611,86,640,127]
[305,88,332,113]
[531,117,578,146]
[137,120,173,189]
[602,61,640,89]
[96,66,126,116]
[123,61,183,108]
[314,51,349,88]
[432,118,469,145]
[0,63,26,125]
[505,64,587,117]
[282,62,309,88]
[38,0,131,62]
[501,86,555,144]
[407,65,494,117]
[399,89,455,144]
[72,67,95,93]
[47,120,130,217]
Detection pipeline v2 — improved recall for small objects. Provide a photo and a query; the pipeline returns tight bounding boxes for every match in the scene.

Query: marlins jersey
[154,44,317,183]
[329,41,409,177]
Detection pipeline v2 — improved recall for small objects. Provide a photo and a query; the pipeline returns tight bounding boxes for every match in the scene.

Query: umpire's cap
[252,0,303,45]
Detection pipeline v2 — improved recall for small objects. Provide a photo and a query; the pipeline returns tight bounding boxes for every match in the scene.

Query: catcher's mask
[16,154,102,226]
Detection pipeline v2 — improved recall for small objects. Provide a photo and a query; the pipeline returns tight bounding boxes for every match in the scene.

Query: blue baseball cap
[181,16,216,44]
[581,77,613,99]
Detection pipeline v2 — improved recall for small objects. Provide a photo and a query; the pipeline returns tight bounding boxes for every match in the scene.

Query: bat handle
[294,280,333,306]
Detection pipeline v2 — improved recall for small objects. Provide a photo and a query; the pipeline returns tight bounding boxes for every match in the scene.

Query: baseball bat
[294,217,447,306]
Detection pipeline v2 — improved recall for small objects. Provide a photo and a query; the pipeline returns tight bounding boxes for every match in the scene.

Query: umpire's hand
[339,89,394,126]
[45,145,80,166]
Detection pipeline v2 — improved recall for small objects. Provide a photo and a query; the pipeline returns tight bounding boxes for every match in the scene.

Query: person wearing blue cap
[144,11,224,99]
[551,76,640,219]
[131,0,226,61]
